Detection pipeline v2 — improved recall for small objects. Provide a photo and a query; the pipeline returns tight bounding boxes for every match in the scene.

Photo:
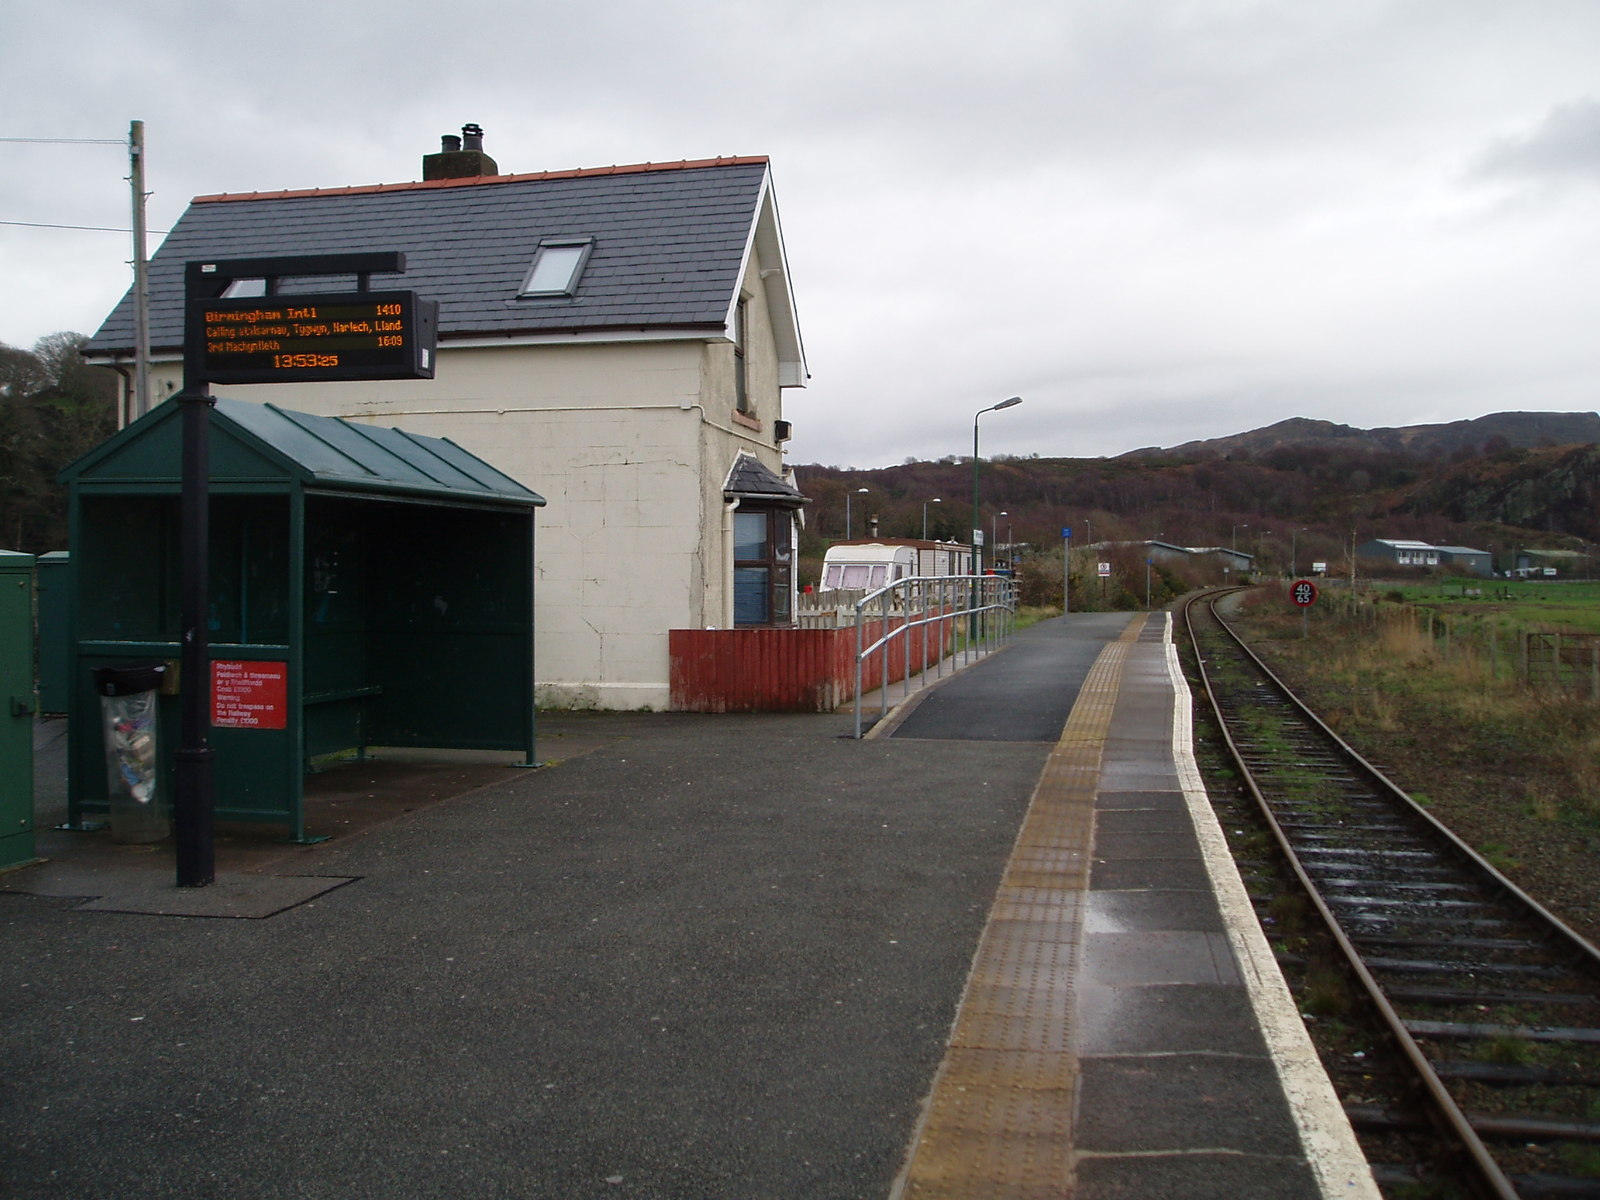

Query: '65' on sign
[1291,579,1319,607]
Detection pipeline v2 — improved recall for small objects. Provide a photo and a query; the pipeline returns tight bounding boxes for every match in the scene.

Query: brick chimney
[423,123,500,180]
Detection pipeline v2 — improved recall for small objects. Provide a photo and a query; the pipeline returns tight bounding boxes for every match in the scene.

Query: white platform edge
[1160,612,1382,1199]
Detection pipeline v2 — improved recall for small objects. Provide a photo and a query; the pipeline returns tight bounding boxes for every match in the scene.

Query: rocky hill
[1122,411,1600,461]
[794,411,1600,577]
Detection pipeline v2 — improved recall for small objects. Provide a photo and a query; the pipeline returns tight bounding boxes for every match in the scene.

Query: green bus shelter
[60,397,545,842]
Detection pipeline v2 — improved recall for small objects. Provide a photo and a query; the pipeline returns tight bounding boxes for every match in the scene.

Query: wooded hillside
[0,334,118,553]
[795,411,1600,585]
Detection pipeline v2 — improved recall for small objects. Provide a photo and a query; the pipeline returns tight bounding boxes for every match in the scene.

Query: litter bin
[92,664,167,844]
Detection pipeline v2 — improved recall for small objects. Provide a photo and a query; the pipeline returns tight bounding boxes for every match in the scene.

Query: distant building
[1359,539,1493,576]
[1357,539,1440,569]
[1092,540,1255,572]
[1512,548,1588,578]
[1184,545,1255,573]
[1433,546,1492,576]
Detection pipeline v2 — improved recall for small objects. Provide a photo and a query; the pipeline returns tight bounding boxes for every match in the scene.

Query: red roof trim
[192,155,770,204]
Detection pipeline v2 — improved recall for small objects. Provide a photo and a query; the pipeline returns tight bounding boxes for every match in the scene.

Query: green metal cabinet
[34,551,70,715]
[1,549,37,867]
[59,398,544,842]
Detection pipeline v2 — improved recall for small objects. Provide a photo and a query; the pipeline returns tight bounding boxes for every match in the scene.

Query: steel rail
[1202,591,1600,973]
[1183,588,1520,1199]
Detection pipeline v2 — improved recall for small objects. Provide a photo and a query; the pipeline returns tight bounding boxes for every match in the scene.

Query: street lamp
[922,497,941,540]
[972,397,1021,640]
[992,510,1008,568]
[845,487,868,540]
[1231,523,1248,552]
[972,397,1022,574]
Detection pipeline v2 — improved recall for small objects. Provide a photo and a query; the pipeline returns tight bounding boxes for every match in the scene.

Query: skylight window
[222,277,267,298]
[519,239,593,297]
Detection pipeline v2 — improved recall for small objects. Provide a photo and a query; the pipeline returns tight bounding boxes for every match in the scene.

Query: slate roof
[87,158,779,357]
[1368,539,1434,551]
[724,453,807,507]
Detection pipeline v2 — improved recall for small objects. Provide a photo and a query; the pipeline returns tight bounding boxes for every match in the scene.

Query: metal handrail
[851,574,1018,738]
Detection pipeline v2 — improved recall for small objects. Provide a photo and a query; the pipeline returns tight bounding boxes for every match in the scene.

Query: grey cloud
[1474,97,1600,182]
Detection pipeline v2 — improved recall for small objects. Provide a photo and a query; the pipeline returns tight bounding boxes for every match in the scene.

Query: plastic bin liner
[92,665,167,844]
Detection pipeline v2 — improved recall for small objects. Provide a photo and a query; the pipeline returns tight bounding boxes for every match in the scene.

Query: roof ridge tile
[193,155,769,204]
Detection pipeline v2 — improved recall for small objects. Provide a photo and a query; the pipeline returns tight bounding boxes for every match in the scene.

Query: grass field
[1368,579,1600,635]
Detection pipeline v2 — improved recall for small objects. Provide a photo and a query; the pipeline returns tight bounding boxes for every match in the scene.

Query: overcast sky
[5,0,1599,467]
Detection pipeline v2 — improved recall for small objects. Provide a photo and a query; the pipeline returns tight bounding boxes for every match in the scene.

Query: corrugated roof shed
[87,158,782,357]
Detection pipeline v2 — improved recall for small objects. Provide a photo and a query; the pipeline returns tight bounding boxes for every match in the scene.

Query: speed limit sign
[1291,579,1318,607]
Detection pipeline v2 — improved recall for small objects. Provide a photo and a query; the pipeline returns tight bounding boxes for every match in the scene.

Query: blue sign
[1062,527,1072,539]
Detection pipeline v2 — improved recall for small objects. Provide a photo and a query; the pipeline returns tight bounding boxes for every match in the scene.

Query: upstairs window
[519,239,593,297]
[733,296,750,414]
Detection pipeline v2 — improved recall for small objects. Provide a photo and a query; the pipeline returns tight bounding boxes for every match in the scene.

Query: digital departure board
[196,290,438,384]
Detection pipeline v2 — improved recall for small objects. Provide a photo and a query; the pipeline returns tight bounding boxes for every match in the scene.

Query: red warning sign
[212,660,288,729]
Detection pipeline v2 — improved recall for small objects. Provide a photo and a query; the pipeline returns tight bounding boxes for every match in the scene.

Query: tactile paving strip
[893,616,1145,1200]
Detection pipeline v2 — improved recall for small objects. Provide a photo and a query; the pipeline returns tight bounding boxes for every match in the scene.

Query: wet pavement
[4,659,1071,1198]
[1,613,1372,1199]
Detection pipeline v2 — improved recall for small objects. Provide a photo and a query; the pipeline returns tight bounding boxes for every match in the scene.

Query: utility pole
[129,120,152,422]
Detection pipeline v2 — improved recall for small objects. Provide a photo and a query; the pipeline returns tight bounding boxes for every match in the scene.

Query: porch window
[733,507,793,626]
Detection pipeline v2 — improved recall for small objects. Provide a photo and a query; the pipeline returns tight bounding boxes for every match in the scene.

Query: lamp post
[972,397,1022,638]
[972,397,1022,575]
[992,510,1008,569]
[922,497,941,540]
[845,487,868,540]
[1231,523,1248,552]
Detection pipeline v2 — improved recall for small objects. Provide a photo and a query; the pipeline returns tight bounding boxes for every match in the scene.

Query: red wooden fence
[669,612,955,713]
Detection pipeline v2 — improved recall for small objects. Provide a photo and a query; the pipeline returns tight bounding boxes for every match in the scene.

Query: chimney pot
[423,123,498,181]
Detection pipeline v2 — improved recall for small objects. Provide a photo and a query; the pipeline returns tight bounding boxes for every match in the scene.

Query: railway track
[1183,588,1600,1198]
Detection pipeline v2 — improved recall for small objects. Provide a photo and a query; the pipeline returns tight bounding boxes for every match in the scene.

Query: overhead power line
[0,136,125,145]
[0,218,170,234]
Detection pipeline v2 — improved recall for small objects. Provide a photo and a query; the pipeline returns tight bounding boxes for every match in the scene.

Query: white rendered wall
[144,313,790,709]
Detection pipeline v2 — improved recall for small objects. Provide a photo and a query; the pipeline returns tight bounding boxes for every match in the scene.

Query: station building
[84,127,809,710]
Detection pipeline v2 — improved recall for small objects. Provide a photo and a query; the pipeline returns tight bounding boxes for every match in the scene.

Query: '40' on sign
[1291,580,1319,607]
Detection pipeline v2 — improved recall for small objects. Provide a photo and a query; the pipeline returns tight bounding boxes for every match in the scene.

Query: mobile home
[818,539,973,592]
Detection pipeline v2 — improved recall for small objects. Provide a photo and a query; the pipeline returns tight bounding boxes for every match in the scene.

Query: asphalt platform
[1,613,1375,1199]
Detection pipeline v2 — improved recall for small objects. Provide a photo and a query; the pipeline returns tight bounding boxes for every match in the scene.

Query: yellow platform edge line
[889,615,1145,1200]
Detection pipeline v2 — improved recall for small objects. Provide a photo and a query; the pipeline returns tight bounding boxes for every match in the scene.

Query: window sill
[731,410,761,431]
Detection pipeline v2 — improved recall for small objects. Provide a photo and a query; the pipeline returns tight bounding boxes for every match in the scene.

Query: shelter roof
[61,397,545,508]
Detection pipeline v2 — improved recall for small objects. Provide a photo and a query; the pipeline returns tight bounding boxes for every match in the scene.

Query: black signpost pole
[175,262,219,887]
[174,385,216,886]
[170,253,430,888]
